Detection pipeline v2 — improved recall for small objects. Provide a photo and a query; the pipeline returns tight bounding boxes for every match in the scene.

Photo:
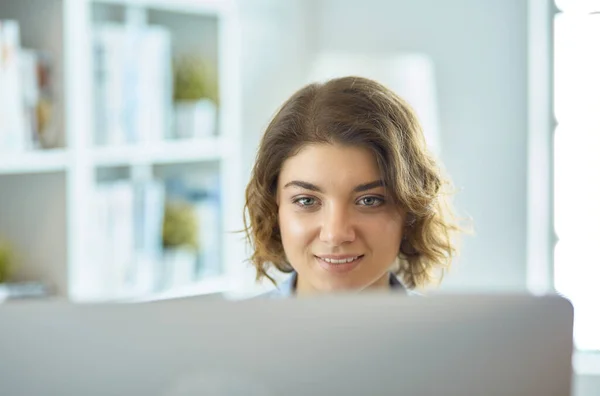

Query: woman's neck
[294,272,391,296]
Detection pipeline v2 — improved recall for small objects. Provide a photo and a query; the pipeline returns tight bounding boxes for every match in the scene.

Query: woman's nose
[319,204,356,246]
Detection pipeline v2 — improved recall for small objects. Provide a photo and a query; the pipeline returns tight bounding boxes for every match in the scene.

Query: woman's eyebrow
[283,180,322,192]
[353,180,384,192]
[283,180,383,193]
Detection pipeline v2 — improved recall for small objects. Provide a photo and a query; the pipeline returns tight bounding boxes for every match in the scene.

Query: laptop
[0,293,574,396]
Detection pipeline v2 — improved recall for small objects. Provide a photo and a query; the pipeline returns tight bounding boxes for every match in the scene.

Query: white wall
[575,375,600,396]
[237,0,314,184]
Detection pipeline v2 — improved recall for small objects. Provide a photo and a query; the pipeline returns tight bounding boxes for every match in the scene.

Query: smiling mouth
[315,255,364,264]
[315,255,364,273]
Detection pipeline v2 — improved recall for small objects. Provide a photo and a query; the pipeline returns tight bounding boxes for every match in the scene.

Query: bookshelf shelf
[123,275,231,302]
[92,137,230,167]
[0,149,69,175]
[91,0,231,16]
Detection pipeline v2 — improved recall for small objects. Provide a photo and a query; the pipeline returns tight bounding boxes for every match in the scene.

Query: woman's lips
[315,255,364,273]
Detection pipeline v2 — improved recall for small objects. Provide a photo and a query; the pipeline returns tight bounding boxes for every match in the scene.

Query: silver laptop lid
[0,294,574,396]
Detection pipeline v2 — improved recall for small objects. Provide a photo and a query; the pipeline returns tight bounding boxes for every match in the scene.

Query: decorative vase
[172,98,217,139]
[162,248,197,289]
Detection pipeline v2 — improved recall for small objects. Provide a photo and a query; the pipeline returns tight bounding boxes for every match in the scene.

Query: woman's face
[276,143,405,294]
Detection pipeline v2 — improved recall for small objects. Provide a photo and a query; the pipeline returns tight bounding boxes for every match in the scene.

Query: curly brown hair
[243,76,461,289]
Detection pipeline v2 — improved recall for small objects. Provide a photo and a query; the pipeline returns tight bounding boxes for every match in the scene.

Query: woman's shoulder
[390,274,422,296]
[260,274,296,298]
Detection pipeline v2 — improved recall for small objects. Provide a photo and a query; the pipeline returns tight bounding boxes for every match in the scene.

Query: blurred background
[0,0,598,393]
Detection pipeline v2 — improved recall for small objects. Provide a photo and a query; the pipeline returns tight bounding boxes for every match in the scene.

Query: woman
[243,76,461,297]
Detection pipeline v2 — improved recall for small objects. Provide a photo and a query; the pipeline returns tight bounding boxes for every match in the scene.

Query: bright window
[553,0,600,351]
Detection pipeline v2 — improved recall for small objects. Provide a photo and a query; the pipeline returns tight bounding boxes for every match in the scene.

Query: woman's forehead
[278,144,384,191]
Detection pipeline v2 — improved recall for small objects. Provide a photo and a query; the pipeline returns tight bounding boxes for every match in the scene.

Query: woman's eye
[358,196,384,207]
[294,197,317,207]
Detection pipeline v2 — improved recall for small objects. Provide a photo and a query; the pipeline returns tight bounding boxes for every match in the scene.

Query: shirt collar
[273,271,408,297]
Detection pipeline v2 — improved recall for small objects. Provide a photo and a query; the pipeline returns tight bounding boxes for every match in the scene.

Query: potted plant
[161,200,199,288]
[0,239,16,284]
[171,56,218,139]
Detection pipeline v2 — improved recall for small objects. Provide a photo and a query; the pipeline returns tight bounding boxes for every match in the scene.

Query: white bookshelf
[0,0,246,302]
[0,149,70,175]
[123,274,232,302]
[93,0,233,15]
[91,137,230,166]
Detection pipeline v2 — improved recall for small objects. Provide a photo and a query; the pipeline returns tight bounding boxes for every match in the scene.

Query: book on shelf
[88,180,165,299]
[0,282,52,302]
[0,20,57,154]
[85,176,222,300]
[0,20,26,153]
[93,23,172,147]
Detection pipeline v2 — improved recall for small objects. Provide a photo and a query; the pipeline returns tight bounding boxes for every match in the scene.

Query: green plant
[0,240,16,283]
[162,201,199,250]
[173,56,218,103]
